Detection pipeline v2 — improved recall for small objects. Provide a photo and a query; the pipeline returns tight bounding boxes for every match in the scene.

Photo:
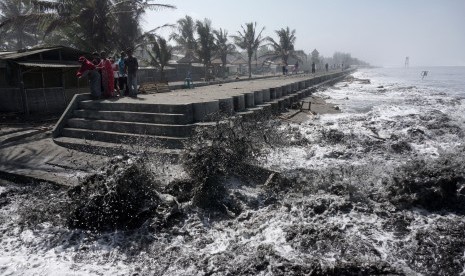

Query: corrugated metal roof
[0,51,16,57]
[0,46,87,60]
[231,56,248,65]
[0,47,62,60]
[177,52,201,64]
[16,61,80,68]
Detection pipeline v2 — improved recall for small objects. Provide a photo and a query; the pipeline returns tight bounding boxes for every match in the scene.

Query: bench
[297,100,312,111]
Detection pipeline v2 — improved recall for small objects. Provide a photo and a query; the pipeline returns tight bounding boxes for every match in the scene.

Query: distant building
[0,46,89,115]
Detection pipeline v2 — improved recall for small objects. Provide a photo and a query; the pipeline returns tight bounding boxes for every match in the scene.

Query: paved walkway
[109,72,332,105]
[0,124,108,186]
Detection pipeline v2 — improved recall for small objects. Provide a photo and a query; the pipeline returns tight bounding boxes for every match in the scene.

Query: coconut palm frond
[263,27,298,65]
[0,18,12,29]
[141,3,176,11]
[144,23,175,36]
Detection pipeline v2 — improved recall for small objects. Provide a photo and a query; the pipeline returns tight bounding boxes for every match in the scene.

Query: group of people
[77,48,139,99]
[282,61,300,75]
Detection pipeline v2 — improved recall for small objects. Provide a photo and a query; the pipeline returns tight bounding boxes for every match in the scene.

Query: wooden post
[18,67,29,116]
[42,68,49,112]
[62,68,66,107]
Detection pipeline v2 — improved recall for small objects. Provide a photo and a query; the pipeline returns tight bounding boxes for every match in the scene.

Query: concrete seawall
[0,70,354,186]
[52,70,354,152]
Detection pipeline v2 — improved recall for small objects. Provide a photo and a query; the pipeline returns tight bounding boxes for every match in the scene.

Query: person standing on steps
[91,52,103,92]
[125,48,139,98]
[118,51,129,96]
[325,63,329,72]
[111,56,120,96]
[76,56,101,99]
[98,51,114,98]
[311,62,316,74]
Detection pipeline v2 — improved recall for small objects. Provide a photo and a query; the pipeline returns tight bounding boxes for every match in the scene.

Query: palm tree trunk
[222,62,226,79]
[160,67,165,82]
[248,56,252,78]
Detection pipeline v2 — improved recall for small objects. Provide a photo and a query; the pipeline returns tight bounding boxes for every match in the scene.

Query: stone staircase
[53,100,195,155]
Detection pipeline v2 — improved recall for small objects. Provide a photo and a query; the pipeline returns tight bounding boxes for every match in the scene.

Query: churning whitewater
[1,67,465,275]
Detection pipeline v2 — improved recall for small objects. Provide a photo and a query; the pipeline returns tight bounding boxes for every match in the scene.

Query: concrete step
[79,100,193,114]
[73,109,193,124]
[67,118,194,137]
[53,136,183,160]
[61,127,186,149]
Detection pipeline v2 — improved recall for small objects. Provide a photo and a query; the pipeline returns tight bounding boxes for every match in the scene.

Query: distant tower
[405,56,409,68]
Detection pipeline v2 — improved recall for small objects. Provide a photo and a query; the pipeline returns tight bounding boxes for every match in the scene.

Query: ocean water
[329,66,465,113]
[262,66,465,170]
[1,67,465,275]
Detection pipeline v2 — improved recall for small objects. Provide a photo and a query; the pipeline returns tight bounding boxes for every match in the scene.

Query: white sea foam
[1,67,465,275]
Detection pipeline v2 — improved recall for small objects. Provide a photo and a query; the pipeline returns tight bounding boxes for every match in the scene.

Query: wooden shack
[0,46,89,115]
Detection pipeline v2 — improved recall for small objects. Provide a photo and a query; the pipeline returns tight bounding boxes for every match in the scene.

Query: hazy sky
[143,0,465,67]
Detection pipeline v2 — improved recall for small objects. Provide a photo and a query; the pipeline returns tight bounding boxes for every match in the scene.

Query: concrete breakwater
[52,70,353,154]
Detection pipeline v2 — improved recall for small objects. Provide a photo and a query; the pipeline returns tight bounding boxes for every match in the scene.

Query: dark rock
[390,141,412,153]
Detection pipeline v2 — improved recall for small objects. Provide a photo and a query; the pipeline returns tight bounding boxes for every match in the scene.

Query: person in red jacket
[77,56,101,99]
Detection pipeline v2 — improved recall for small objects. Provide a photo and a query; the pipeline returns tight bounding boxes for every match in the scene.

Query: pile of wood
[139,82,171,94]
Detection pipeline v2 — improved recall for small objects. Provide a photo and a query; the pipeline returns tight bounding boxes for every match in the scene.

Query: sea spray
[67,155,169,231]
[182,115,284,213]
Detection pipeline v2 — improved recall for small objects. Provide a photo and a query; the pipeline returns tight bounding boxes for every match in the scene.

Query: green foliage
[213,28,236,78]
[195,19,216,66]
[232,22,265,78]
[3,0,176,51]
[262,27,302,66]
[0,0,42,50]
[170,15,197,55]
[146,36,172,81]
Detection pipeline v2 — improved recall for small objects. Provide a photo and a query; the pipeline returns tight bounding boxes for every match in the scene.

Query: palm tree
[170,15,197,56]
[146,36,172,82]
[213,28,236,78]
[262,27,303,68]
[0,0,42,50]
[196,18,216,80]
[113,0,175,50]
[35,0,175,51]
[231,22,265,78]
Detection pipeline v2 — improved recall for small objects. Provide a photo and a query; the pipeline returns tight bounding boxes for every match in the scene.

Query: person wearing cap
[124,48,139,98]
[77,56,101,99]
[91,52,101,66]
